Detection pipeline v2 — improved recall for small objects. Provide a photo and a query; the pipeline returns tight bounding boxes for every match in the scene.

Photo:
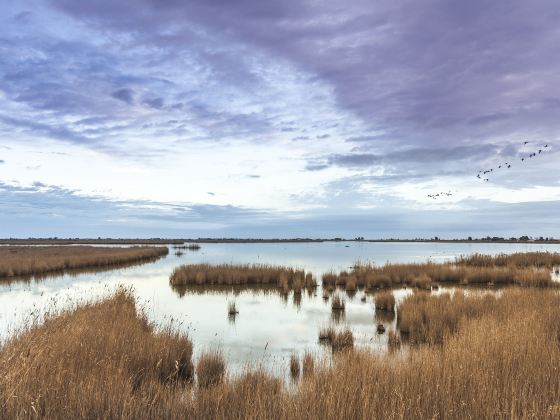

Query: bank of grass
[0,288,193,418]
[170,263,314,289]
[190,289,560,418]
[0,246,169,279]
[3,288,560,418]
[323,253,559,290]
[456,251,560,268]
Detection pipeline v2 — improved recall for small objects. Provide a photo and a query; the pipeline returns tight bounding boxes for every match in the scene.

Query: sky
[1,0,559,238]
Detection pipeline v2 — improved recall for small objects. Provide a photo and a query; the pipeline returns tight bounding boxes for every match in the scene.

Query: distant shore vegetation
[0,246,169,279]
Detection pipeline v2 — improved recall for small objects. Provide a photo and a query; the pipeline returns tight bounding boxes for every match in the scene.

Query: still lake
[2,241,560,376]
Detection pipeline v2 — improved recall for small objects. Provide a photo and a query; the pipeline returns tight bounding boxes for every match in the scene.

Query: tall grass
[456,251,560,268]
[170,264,313,290]
[0,288,193,418]
[322,256,556,290]
[397,291,498,345]
[3,288,560,417]
[0,246,168,279]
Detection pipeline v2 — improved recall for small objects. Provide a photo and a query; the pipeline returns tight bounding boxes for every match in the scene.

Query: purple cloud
[111,88,135,104]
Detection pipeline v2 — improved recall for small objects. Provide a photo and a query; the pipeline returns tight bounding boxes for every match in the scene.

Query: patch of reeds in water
[331,294,345,311]
[170,264,314,292]
[5,288,560,418]
[455,251,560,268]
[374,291,395,312]
[0,246,169,279]
[322,256,556,290]
[173,244,201,251]
[318,326,353,352]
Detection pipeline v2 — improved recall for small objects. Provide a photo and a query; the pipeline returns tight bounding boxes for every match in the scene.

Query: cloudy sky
[1,0,559,238]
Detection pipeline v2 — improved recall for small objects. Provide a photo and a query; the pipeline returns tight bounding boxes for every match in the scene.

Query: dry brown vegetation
[197,350,226,388]
[173,244,201,250]
[302,352,314,377]
[0,246,168,279]
[290,354,300,379]
[331,294,345,311]
[3,286,560,418]
[170,264,314,291]
[322,252,559,290]
[397,291,498,344]
[0,288,194,418]
[0,239,183,245]
[374,291,395,312]
[456,251,560,268]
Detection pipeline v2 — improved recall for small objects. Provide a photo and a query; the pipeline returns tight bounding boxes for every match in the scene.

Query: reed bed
[322,257,556,290]
[0,288,194,418]
[189,290,560,418]
[397,291,498,345]
[0,239,183,245]
[3,288,560,418]
[456,251,560,268]
[170,264,313,290]
[0,246,168,279]
[173,244,201,250]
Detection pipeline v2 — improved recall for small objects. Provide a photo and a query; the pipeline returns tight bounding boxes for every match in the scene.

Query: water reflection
[1,241,560,377]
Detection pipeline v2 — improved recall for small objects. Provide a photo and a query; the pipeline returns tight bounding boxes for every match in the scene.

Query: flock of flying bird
[427,140,551,200]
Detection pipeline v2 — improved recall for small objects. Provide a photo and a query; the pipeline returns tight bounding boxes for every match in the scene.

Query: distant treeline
[1,236,558,245]
[184,236,559,243]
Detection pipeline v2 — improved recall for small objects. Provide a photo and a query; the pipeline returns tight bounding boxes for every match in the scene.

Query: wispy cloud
[0,0,559,236]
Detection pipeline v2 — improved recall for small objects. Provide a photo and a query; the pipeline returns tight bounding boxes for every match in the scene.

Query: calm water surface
[2,242,560,376]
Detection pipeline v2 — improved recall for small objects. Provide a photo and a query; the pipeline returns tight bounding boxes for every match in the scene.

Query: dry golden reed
[322,253,558,290]
[0,288,193,418]
[374,291,395,312]
[0,246,168,279]
[170,263,314,290]
[3,288,560,418]
[197,350,226,388]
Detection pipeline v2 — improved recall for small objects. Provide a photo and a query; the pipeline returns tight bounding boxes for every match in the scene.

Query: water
[1,241,560,376]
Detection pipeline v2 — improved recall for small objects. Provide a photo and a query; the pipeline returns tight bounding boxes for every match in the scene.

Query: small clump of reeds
[197,350,226,388]
[331,328,354,352]
[375,291,395,312]
[228,301,238,316]
[331,295,345,311]
[319,326,335,342]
